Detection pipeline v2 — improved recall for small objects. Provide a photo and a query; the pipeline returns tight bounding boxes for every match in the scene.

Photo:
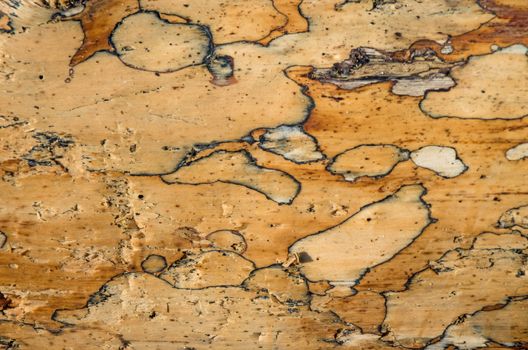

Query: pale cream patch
[410,146,467,178]
[421,45,528,119]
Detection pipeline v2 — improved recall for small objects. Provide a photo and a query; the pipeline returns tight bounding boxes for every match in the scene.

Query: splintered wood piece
[391,74,455,97]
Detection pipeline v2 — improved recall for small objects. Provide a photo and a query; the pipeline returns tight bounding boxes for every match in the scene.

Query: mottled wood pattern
[0,0,527,349]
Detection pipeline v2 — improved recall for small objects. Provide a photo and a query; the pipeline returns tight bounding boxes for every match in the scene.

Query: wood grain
[0,0,526,348]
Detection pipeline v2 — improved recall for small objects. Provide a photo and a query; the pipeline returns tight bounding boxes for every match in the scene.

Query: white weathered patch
[411,146,467,178]
[259,125,325,163]
[501,44,528,54]
[506,142,528,161]
[59,5,85,18]
[391,74,455,97]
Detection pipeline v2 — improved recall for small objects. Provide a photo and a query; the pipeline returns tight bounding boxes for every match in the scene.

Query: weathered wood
[0,0,526,349]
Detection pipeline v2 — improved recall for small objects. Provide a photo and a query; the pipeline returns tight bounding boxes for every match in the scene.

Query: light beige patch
[290,185,431,282]
[52,272,368,349]
[205,230,247,254]
[327,144,409,182]
[410,146,467,178]
[162,150,301,205]
[506,142,528,161]
[159,250,255,288]
[383,232,528,348]
[498,205,528,229]
[243,266,309,304]
[421,45,528,119]
[111,12,211,72]
[426,297,528,350]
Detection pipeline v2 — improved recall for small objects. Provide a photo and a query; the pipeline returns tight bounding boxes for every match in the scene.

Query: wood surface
[0,0,527,349]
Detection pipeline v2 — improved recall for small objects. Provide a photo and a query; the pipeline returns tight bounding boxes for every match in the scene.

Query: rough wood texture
[0,0,527,349]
